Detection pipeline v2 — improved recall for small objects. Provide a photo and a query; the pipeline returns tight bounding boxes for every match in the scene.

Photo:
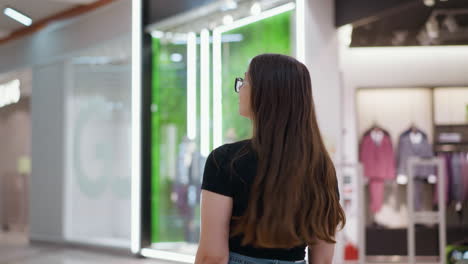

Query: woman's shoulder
[216,139,251,152]
[209,139,252,164]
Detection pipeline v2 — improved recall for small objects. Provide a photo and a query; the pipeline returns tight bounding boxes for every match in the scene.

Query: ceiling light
[250,2,262,16]
[221,0,238,11]
[170,53,183,62]
[151,30,164,38]
[3,7,32,26]
[338,24,353,47]
[223,15,234,25]
[209,22,218,30]
[423,0,435,6]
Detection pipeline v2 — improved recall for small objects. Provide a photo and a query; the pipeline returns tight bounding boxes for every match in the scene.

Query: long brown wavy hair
[231,54,345,248]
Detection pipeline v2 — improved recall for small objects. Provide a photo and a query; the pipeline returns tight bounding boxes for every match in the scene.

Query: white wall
[0,0,131,244]
[303,1,346,262]
[356,88,434,143]
[304,0,342,161]
[434,87,468,124]
[30,62,66,242]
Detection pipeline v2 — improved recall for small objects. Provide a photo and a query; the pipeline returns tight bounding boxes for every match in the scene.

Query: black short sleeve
[201,146,233,197]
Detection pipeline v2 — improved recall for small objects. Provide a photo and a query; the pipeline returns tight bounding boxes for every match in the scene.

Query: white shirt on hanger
[371,129,384,145]
[409,131,423,144]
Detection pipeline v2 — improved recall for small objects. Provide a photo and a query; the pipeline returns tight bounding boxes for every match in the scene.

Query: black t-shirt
[201,139,307,261]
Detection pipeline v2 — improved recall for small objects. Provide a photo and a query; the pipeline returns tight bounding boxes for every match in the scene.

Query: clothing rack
[407,157,446,264]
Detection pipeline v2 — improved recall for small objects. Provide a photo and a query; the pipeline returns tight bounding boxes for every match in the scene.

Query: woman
[195,54,345,264]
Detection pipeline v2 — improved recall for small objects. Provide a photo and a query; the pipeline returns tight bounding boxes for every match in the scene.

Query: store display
[434,125,468,215]
[397,127,435,179]
[152,37,193,242]
[356,88,468,261]
[220,11,292,143]
[150,11,293,245]
[359,126,395,213]
[396,127,435,211]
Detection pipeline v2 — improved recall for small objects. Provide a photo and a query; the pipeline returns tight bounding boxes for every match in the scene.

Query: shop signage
[0,79,20,108]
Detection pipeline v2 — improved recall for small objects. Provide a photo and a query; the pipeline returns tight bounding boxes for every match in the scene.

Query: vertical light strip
[200,29,210,156]
[295,0,305,62]
[212,29,223,148]
[187,32,197,140]
[131,0,142,254]
[141,248,195,263]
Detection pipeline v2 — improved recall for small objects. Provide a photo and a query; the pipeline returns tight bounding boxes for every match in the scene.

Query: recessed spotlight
[151,31,164,38]
[3,7,32,26]
[170,53,183,62]
[250,2,262,15]
[221,0,238,11]
[223,15,234,25]
[165,32,173,39]
[423,0,435,6]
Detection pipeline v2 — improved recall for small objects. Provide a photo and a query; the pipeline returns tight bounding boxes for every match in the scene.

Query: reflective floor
[1,232,442,264]
[0,232,174,264]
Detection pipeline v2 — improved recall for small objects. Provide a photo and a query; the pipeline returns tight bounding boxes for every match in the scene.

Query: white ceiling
[0,0,98,36]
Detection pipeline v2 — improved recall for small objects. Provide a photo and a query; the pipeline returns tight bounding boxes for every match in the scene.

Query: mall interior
[0,0,467,263]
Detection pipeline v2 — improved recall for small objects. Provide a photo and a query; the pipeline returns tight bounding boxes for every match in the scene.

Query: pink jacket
[359,131,396,180]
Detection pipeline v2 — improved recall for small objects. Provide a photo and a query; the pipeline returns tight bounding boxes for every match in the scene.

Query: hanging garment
[461,153,468,202]
[451,153,464,203]
[434,153,451,205]
[397,129,435,210]
[360,128,396,213]
[360,129,396,180]
[396,129,435,178]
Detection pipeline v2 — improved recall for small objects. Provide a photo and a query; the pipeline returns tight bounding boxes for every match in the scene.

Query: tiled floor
[0,232,175,264]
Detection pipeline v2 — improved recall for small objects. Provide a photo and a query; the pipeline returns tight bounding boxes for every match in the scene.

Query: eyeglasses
[234,77,243,93]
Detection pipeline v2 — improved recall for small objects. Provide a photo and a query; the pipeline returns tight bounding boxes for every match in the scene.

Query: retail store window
[146,1,295,257]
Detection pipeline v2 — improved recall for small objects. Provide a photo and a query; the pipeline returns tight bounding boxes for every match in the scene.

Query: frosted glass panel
[64,35,131,247]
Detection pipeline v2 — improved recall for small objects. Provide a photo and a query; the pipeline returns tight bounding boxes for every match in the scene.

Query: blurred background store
[0,0,467,263]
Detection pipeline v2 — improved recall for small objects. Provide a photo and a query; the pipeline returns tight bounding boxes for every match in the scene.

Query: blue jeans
[228,252,306,264]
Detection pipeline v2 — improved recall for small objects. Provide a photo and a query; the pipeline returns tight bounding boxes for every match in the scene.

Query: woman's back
[202,140,307,261]
[195,54,345,264]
